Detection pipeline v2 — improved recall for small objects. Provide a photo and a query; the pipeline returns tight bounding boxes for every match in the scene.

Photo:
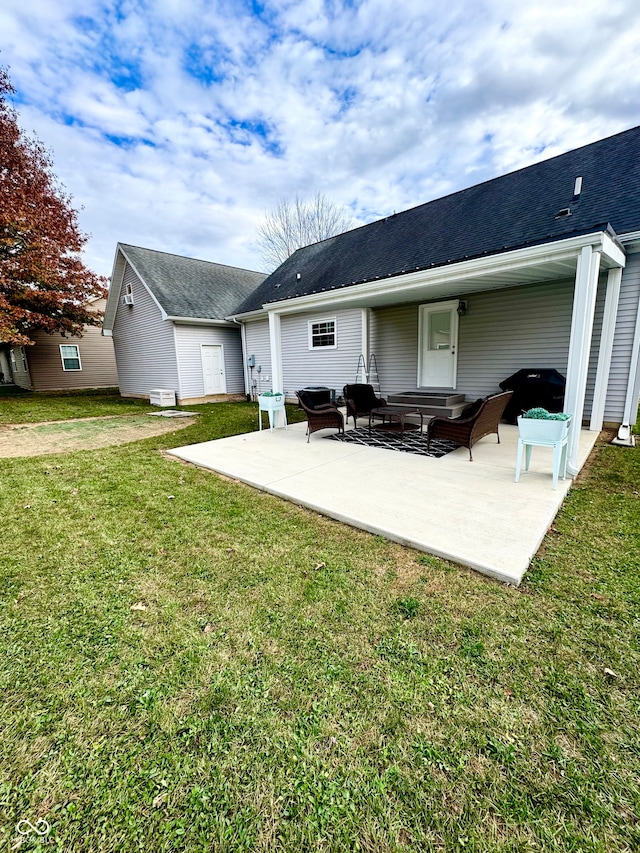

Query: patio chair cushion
[343,383,387,427]
[297,389,332,410]
[427,390,513,461]
[295,391,344,442]
[459,397,484,419]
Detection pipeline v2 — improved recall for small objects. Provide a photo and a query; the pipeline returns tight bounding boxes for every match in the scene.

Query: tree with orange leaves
[0,66,106,347]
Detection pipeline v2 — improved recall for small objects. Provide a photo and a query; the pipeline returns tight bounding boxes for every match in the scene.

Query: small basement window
[60,344,82,371]
[308,318,337,349]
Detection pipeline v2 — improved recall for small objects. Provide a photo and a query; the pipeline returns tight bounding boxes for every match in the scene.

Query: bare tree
[256,192,355,270]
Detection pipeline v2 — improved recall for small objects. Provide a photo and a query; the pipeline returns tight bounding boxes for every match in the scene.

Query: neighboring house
[102,244,266,405]
[230,125,640,473]
[2,298,118,391]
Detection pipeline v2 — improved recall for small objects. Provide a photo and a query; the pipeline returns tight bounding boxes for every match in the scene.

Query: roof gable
[116,244,266,320]
[234,125,640,315]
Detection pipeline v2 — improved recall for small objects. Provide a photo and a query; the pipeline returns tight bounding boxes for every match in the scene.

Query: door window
[428,311,451,351]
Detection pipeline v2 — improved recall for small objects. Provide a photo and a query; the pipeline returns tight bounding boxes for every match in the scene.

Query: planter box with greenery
[258,391,285,411]
[517,407,571,442]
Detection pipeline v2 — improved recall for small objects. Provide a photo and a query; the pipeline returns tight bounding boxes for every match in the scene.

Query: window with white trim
[10,347,28,372]
[308,318,337,349]
[60,344,82,371]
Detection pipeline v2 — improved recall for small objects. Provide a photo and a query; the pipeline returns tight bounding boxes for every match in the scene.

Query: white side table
[515,417,571,490]
[258,394,288,432]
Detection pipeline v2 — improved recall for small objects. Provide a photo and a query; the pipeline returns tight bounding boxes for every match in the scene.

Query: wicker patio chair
[342,383,387,427]
[426,391,513,461]
[296,390,345,442]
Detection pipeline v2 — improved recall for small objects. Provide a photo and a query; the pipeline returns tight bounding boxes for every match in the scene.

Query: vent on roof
[573,176,583,197]
[555,207,572,219]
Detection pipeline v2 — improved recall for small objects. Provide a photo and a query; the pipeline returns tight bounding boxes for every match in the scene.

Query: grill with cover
[499,369,566,424]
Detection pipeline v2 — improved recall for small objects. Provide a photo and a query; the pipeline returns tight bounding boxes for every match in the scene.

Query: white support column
[565,246,601,475]
[590,267,622,431]
[268,310,283,394]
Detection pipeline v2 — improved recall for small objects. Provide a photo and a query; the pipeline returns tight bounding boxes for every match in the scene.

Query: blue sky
[2,0,639,276]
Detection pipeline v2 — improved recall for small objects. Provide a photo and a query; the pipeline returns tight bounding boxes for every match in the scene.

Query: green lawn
[0,393,638,852]
[0,389,153,423]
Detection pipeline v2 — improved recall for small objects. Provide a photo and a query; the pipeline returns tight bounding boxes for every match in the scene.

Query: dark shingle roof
[119,244,266,320]
[234,125,640,315]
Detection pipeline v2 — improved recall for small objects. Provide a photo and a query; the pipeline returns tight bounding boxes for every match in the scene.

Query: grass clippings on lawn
[0,393,638,853]
[0,414,196,457]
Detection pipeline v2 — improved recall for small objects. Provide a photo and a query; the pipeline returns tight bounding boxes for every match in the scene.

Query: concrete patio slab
[168,420,598,585]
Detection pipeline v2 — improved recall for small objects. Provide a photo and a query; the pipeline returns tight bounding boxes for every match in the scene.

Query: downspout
[172,324,184,404]
[361,308,370,375]
[232,317,251,401]
[612,287,640,447]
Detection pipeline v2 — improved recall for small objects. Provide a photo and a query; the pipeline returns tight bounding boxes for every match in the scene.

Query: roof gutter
[619,230,640,251]
[166,316,233,327]
[226,308,269,322]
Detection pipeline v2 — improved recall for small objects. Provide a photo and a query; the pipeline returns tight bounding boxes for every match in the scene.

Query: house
[230,125,640,472]
[2,297,118,392]
[102,244,266,405]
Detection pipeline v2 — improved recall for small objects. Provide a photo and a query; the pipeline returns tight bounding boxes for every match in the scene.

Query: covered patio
[168,419,598,585]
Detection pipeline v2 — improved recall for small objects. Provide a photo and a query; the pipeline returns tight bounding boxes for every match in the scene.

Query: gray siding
[112,264,179,397]
[280,309,363,398]
[369,304,419,396]
[24,299,118,391]
[244,319,272,395]
[174,324,245,399]
[456,281,574,400]
[371,280,575,400]
[584,277,607,417]
[604,250,640,422]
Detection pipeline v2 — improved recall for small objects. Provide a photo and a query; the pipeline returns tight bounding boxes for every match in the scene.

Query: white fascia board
[601,232,626,267]
[261,231,614,316]
[117,245,169,320]
[167,317,232,327]
[102,247,127,332]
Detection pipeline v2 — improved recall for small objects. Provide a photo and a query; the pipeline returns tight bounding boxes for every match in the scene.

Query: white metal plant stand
[515,416,571,490]
[258,393,288,432]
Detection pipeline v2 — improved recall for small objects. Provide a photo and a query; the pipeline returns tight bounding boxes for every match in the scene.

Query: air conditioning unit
[121,293,134,305]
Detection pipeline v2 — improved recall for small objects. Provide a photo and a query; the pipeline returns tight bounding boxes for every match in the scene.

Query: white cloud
[2,0,639,276]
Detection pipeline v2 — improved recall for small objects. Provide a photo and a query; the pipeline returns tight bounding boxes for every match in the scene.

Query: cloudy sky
[2,0,639,277]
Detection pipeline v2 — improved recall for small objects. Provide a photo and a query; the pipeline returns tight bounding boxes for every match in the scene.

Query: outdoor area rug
[325,427,461,458]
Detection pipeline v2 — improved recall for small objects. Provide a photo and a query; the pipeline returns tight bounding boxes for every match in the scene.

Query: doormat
[325,427,460,458]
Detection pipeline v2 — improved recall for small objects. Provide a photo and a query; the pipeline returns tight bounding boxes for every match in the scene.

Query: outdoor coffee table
[368,406,424,438]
